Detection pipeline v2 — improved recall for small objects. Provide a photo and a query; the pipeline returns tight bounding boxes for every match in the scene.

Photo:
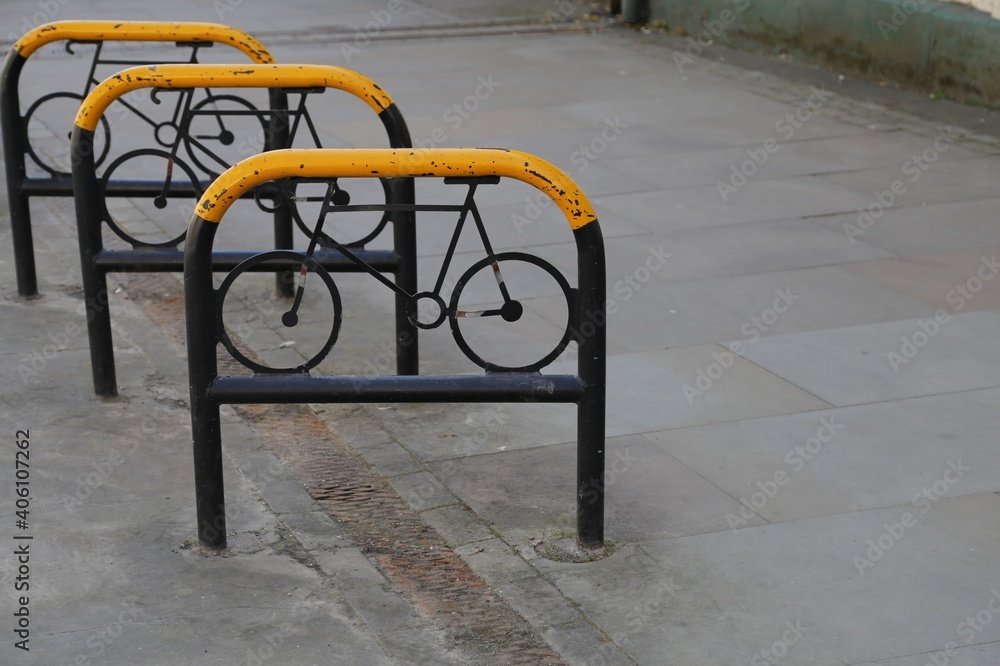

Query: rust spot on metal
[527,169,553,185]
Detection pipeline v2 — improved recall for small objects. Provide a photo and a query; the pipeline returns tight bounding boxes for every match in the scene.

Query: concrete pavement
[3,1,1000,664]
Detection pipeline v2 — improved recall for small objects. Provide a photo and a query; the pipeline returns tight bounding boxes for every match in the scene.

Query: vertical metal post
[391,176,418,375]
[70,126,117,397]
[574,222,607,548]
[1,53,38,297]
[184,217,227,549]
[379,103,418,375]
[622,0,647,23]
[266,88,294,297]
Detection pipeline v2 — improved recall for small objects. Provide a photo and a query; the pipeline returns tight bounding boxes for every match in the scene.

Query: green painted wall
[649,0,1000,105]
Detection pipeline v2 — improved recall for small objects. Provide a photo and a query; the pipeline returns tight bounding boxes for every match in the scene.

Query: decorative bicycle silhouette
[2,21,279,298]
[95,81,334,249]
[69,64,417,397]
[23,39,249,178]
[218,176,575,373]
[183,148,607,551]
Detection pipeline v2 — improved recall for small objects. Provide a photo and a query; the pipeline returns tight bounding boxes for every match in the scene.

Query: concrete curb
[649,0,1000,106]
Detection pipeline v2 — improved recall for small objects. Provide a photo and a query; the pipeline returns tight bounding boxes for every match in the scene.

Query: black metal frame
[70,74,417,398]
[0,30,282,298]
[183,152,607,550]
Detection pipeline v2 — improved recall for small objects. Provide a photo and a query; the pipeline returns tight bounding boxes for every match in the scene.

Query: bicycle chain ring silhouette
[216,250,343,374]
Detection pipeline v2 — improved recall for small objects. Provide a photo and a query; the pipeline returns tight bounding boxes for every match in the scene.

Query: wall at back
[648,0,1000,106]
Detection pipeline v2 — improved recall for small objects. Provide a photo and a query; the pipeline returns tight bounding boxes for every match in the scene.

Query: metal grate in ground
[129,270,565,665]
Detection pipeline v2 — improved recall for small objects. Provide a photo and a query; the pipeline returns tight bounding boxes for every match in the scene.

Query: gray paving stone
[541,264,938,352]
[821,155,1000,207]
[649,388,1000,524]
[596,176,878,232]
[812,196,1000,257]
[735,310,1000,406]
[601,131,984,191]
[852,643,1000,665]
[842,246,1000,312]
[429,434,769,543]
[547,89,792,128]
[546,494,1000,665]
[388,470,458,511]
[419,504,495,547]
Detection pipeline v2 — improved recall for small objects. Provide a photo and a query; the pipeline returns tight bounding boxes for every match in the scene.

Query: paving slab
[812,196,1000,257]
[649,387,999,524]
[535,264,938,352]
[842,246,1000,312]
[734,310,1000,406]
[536,494,1000,665]
[821,155,1000,208]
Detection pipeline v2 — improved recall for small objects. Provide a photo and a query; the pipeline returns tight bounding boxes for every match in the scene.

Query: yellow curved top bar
[195,148,597,230]
[74,64,393,131]
[13,20,273,62]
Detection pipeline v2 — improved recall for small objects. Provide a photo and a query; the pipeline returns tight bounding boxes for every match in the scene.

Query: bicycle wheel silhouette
[24,92,111,176]
[216,250,343,374]
[182,94,266,178]
[449,252,574,373]
[99,149,202,247]
[286,178,393,248]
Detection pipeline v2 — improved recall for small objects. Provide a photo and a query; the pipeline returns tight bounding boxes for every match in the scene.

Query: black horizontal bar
[320,203,466,213]
[94,249,399,273]
[21,177,73,195]
[22,177,207,197]
[208,373,586,405]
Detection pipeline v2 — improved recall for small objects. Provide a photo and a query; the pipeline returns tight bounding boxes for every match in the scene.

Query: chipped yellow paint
[13,20,273,63]
[196,148,597,230]
[74,64,393,131]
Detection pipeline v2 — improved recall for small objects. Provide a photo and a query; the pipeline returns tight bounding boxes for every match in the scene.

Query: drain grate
[135,273,565,665]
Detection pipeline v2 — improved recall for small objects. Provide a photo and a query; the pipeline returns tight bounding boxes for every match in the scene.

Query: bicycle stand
[1,20,276,298]
[71,64,418,397]
[183,147,607,551]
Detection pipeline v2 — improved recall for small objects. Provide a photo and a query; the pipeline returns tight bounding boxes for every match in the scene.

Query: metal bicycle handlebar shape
[1,20,276,297]
[184,147,607,551]
[71,64,417,398]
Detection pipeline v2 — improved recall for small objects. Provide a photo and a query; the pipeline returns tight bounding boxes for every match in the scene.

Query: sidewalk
[4,1,1000,664]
